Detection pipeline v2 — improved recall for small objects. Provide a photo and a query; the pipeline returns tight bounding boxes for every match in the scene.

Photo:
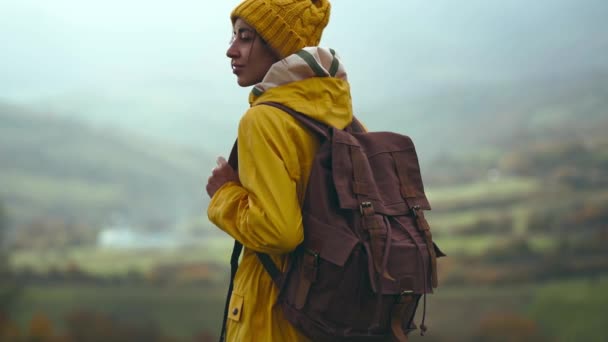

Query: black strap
[219,240,243,342]
[256,253,283,287]
[219,141,241,342]
[228,140,238,170]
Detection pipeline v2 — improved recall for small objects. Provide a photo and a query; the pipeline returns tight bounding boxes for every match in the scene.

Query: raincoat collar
[249,47,353,129]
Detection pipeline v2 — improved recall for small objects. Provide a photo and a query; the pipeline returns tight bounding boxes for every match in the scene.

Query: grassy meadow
[9,285,227,340]
[6,272,608,341]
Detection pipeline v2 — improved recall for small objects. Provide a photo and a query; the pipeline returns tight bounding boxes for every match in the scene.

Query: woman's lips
[232,64,244,75]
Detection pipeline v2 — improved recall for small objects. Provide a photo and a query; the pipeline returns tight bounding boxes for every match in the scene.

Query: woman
[206,0,353,340]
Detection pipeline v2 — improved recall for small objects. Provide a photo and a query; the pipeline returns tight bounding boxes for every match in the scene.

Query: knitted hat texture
[231,0,331,59]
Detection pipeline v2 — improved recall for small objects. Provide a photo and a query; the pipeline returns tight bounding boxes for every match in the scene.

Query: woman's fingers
[206,155,239,198]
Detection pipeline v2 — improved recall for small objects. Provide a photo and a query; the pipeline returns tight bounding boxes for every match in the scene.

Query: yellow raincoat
[208,48,353,341]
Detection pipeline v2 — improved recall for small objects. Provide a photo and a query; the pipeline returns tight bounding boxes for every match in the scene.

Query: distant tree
[473,312,549,342]
[28,313,55,341]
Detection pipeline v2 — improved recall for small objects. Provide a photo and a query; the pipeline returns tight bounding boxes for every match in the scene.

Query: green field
[9,239,233,276]
[9,284,226,339]
[6,277,608,341]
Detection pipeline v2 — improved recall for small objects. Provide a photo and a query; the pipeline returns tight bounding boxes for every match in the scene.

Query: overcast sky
[1,0,607,151]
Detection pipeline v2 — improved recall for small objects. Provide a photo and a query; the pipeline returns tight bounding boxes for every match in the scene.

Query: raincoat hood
[248,47,353,129]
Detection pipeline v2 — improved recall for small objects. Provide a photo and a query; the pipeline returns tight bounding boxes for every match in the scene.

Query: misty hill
[33,71,608,165]
[362,70,608,162]
[0,103,214,227]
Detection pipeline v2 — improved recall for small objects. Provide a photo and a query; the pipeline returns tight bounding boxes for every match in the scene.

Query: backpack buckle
[360,201,374,216]
[410,205,421,218]
[400,290,413,296]
[397,290,414,303]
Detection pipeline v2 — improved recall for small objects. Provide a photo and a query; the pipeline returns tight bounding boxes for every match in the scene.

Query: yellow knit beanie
[231,0,331,59]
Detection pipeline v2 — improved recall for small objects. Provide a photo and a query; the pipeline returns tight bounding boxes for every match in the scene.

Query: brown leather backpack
[220,102,445,342]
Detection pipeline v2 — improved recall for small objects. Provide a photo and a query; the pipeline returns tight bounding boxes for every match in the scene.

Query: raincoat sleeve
[207,107,303,255]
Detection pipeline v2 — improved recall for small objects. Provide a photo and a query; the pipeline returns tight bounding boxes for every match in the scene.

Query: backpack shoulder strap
[259,101,365,137]
[347,117,366,133]
[259,101,330,139]
[252,101,367,290]
[227,139,238,169]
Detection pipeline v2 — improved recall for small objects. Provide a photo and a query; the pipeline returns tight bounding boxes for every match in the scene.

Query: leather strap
[391,294,420,342]
[392,151,438,288]
[391,302,410,342]
[350,145,373,199]
[294,249,318,309]
[348,117,366,133]
[260,101,365,138]
[392,151,417,199]
[414,210,439,289]
[362,212,386,277]
[260,102,330,139]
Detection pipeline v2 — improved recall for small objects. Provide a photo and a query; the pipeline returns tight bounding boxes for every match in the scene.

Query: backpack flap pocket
[303,213,359,267]
[292,213,361,313]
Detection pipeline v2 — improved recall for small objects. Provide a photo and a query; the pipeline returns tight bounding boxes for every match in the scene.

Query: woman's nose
[226,42,239,59]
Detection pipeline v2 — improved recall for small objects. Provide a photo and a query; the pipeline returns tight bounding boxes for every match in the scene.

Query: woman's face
[226,18,279,87]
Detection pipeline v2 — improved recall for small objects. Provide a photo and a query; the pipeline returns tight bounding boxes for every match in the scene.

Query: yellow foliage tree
[29,312,55,340]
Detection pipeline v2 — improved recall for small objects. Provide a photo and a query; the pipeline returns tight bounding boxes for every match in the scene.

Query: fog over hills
[1,0,607,157]
[0,103,212,226]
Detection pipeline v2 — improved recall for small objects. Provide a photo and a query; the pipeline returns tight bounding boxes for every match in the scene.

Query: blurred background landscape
[1,0,607,341]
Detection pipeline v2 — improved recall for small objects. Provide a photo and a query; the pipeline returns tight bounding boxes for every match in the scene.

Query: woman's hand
[206,156,240,198]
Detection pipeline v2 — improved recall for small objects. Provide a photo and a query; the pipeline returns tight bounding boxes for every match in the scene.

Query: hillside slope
[0,103,213,227]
